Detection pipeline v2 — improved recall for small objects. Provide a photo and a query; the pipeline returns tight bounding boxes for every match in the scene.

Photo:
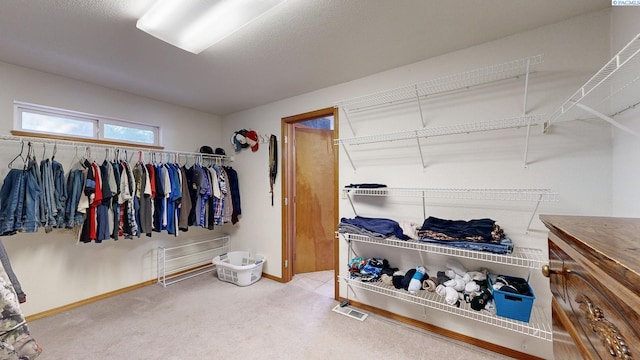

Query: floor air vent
[332,304,368,321]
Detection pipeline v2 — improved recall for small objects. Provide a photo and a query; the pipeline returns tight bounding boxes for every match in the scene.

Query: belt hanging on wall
[269,134,277,206]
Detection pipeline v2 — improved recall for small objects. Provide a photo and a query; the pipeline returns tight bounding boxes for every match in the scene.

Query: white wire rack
[340,232,547,270]
[343,187,558,232]
[157,235,230,287]
[335,114,544,170]
[340,275,552,341]
[546,32,640,137]
[335,115,543,146]
[343,187,558,201]
[336,55,543,114]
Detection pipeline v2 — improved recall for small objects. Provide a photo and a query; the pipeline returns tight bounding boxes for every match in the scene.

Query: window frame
[13,101,161,147]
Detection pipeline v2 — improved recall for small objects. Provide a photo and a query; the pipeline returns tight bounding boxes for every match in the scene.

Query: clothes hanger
[8,140,26,169]
[27,142,35,163]
[69,145,79,169]
[83,146,92,163]
[51,142,58,162]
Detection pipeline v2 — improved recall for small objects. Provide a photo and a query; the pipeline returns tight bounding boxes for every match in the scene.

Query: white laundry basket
[212,251,265,286]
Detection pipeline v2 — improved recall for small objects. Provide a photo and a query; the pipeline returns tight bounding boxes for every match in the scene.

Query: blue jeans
[52,160,67,227]
[65,169,85,228]
[23,161,43,233]
[40,159,56,230]
[0,169,25,235]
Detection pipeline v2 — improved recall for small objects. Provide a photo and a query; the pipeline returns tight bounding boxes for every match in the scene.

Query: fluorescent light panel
[137,0,286,54]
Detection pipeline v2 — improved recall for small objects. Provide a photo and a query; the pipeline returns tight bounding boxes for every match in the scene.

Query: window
[14,101,160,146]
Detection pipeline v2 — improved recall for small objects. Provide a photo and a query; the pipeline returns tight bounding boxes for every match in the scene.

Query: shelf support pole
[526,194,543,233]
[575,103,640,138]
[422,190,426,220]
[340,142,357,171]
[415,131,426,169]
[522,115,533,168]
[522,58,531,116]
[414,85,426,128]
[345,190,358,216]
[340,107,357,136]
[521,58,532,168]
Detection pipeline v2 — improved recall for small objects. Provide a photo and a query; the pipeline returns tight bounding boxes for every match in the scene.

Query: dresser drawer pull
[576,294,633,359]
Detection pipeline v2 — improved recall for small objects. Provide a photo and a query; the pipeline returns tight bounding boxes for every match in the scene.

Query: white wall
[223,9,615,359]
[611,7,640,217]
[0,61,231,316]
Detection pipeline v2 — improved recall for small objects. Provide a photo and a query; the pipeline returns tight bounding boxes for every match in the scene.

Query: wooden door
[293,125,335,273]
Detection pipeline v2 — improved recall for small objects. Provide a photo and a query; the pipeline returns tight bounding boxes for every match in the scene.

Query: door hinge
[284,260,288,268]
[284,197,288,206]
[284,135,288,144]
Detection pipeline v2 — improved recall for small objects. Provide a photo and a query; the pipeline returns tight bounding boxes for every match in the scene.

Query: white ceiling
[0,0,610,116]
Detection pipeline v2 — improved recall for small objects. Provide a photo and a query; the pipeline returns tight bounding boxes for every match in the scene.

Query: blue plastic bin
[488,275,535,323]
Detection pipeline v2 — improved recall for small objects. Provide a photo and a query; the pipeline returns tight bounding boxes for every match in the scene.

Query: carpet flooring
[28,270,513,359]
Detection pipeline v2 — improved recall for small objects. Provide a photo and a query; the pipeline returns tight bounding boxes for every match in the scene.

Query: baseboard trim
[261,272,284,282]
[25,279,157,322]
[340,297,543,360]
[25,270,283,322]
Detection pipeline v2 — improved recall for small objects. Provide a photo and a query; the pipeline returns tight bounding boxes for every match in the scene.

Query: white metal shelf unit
[157,235,230,287]
[336,54,543,134]
[546,32,640,137]
[335,114,544,170]
[334,55,545,170]
[341,232,546,270]
[343,187,558,232]
[339,275,552,341]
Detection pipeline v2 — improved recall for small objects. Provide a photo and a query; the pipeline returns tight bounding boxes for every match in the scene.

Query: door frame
[281,106,339,298]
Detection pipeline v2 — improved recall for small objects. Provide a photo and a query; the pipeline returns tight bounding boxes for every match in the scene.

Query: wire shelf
[341,232,546,269]
[157,235,230,287]
[340,275,552,341]
[343,187,558,202]
[547,32,640,135]
[334,114,543,146]
[336,55,543,112]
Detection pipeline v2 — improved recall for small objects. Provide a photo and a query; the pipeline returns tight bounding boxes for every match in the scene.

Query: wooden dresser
[540,215,640,360]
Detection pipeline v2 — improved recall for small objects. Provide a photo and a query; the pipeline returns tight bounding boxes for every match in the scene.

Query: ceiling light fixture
[136,0,286,54]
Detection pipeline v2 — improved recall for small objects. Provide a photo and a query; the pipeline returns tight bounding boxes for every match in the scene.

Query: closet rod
[0,134,233,162]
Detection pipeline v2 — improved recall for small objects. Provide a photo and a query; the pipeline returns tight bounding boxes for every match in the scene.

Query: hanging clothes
[164,163,181,236]
[23,159,43,234]
[39,158,56,232]
[177,165,192,232]
[64,160,85,229]
[269,134,277,206]
[51,159,67,229]
[212,164,227,226]
[153,163,165,232]
[220,167,233,224]
[110,161,122,240]
[224,166,241,224]
[133,162,152,236]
